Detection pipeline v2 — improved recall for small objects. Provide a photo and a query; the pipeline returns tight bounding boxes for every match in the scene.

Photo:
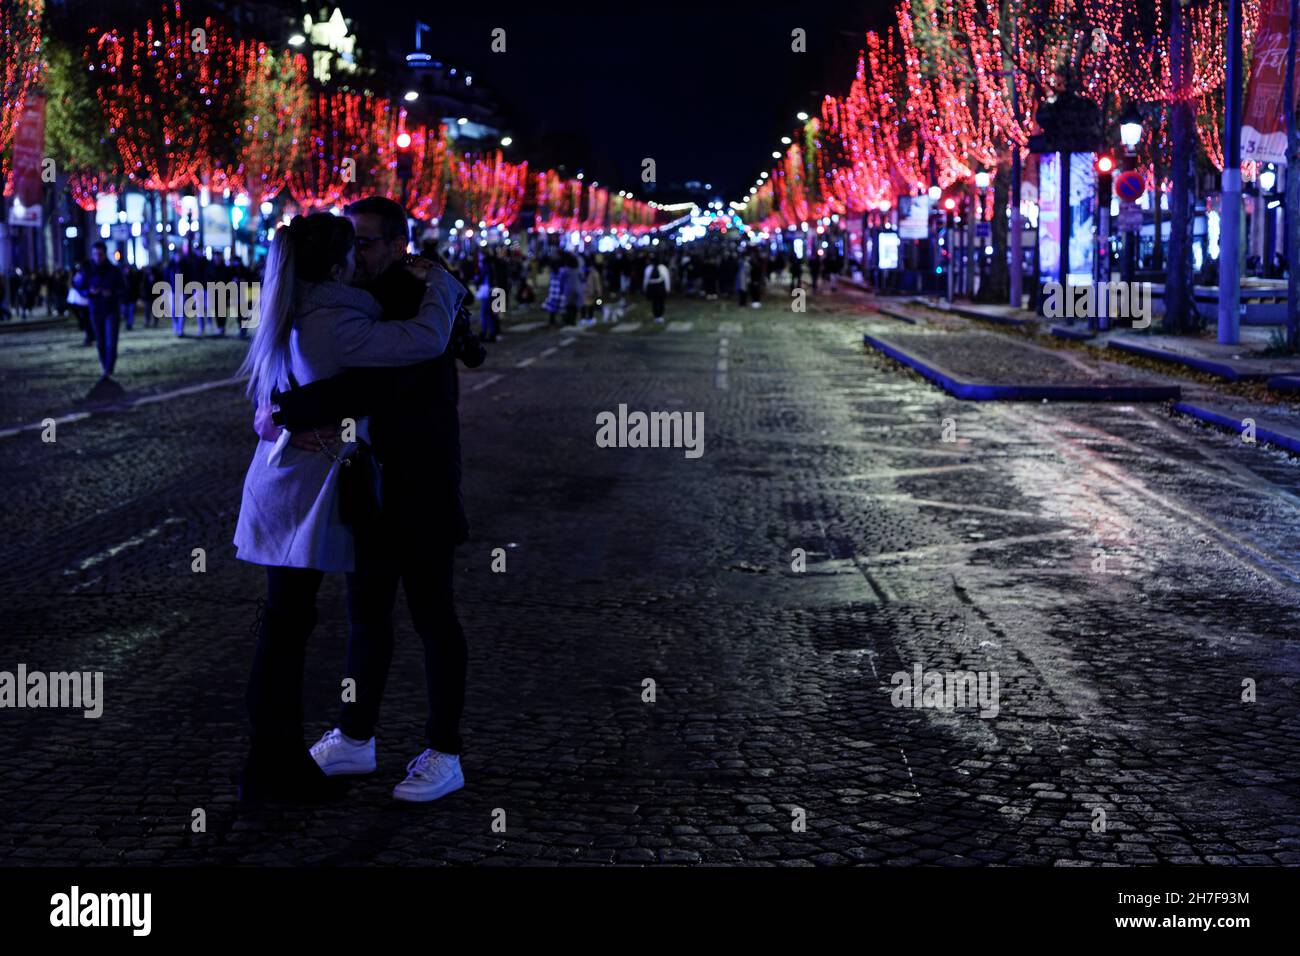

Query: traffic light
[1096,153,1115,206]
[395,131,414,180]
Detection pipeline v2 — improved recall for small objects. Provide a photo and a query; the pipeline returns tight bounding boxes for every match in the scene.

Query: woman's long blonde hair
[237,214,355,407]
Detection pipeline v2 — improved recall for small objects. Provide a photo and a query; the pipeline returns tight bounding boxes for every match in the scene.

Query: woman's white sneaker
[392,748,464,803]
[309,727,376,776]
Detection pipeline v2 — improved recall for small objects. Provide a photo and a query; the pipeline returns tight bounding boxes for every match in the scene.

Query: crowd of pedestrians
[4,232,848,384]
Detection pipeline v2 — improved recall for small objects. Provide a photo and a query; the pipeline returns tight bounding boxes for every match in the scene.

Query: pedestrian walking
[72,242,126,378]
[581,256,603,325]
[644,256,670,322]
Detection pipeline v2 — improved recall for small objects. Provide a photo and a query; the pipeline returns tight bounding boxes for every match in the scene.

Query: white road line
[559,338,576,347]
[515,357,536,368]
[0,411,92,440]
[666,321,693,332]
[507,321,547,333]
[719,321,743,335]
[0,375,245,441]
[469,373,504,392]
[539,347,558,358]
[132,375,245,405]
[69,516,186,574]
[611,322,641,333]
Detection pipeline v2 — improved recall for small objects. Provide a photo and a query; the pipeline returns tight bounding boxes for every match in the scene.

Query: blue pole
[1218,0,1243,344]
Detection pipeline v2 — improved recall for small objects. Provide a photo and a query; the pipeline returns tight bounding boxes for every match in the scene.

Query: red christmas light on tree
[91,1,238,193]
[452,150,528,229]
[68,170,118,211]
[1,0,43,163]
[391,122,449,221]
[206,41,309,202]
[286,90,385,211]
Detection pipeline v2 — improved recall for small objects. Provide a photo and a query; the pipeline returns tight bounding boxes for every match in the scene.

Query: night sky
[337,0,893,202]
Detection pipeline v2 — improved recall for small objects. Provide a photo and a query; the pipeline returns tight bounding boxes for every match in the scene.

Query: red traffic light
[396,131,412,150]
[1096,154,1115,175]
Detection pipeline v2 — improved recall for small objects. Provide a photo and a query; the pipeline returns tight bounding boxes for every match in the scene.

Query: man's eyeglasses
[353,235,388,251]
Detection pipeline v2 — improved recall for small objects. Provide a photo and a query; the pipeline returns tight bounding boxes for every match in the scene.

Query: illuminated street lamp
[1119,103,1143,153]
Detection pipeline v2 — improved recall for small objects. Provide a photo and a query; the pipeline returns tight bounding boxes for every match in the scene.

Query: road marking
[0,375,244,440]
[865,530,1076,564]
[559,338,576,347]
[507,321,547,333]
[611,322,641,333]
[515,357,536,368]
[716,358,728,372]
[132,375,244,406]
[69,517,186,574]
[719,321,743,335]
[666,321,692,332]
[833,463,984,481]
[0,411,92,440]
[469,373,504,392]
[539,347,558,358]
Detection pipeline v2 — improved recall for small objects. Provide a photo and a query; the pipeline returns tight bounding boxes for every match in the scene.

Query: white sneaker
[309,727,376,776]
[392,748,464,803]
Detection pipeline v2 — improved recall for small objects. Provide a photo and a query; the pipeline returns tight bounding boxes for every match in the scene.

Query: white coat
[232,270,465,572]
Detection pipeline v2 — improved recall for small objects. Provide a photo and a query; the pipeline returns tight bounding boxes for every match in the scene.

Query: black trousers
[246,566,324,750]
[648,284,666,318]
[87,304,121,376]
[339,522,466,755]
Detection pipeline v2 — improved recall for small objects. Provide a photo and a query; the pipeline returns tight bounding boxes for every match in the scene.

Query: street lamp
[974,171,990,189]
[927,185,941,201]
[1119,103,1143,153]
[1118,103,1144,285]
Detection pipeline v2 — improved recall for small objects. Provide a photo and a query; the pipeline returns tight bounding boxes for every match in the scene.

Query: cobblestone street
[3,288,1299,867]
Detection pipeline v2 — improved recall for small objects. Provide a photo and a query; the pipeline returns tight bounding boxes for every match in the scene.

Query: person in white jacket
[643,258,670,323]
[232,213,464,804]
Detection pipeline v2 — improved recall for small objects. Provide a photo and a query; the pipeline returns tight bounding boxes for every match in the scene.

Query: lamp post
[943,195,956,303]
[1119,103,1143,286]
[1218,0,1243,345]
[1260,164,1277,278]
[973,171,990,299]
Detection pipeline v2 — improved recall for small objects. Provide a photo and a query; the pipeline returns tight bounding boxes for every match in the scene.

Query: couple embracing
[232,197,485,805]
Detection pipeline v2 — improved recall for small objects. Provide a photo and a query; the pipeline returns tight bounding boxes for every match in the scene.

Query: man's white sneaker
[309,727,376,776]
[392,748,464,803]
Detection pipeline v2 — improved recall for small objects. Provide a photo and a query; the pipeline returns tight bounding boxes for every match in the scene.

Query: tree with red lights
[90,1,238,193]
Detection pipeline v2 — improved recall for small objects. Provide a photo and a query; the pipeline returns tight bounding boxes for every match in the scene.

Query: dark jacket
[272,262,477,546]
[73,260,125,315]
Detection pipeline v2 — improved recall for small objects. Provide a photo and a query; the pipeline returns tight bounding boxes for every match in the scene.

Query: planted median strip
[863,331,1180,403]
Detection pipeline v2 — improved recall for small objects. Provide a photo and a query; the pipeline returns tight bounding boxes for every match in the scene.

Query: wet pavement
[2,286,1298,866]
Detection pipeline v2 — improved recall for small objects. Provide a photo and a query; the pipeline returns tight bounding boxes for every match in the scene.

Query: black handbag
[337,443,382,528]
